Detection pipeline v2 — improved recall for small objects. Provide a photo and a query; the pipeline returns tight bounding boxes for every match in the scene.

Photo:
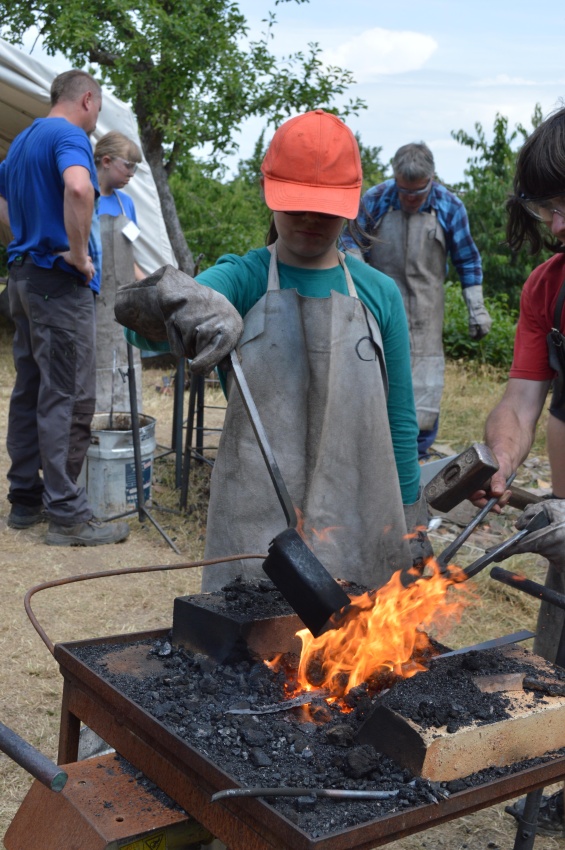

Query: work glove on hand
[155,266,243,375]
[463,285,492,340]
[403,487,434,569]
[503,500,565,570]
[114,274,169,342]
[115,265,244,376]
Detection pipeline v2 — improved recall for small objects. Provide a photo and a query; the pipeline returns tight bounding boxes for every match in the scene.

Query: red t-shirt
[509,252,565,380]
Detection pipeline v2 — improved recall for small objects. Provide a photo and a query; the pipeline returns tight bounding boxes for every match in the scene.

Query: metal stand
[180,371,225,511]
[151,358,186,488]
[490,568,565,850]
[103,344,181,555]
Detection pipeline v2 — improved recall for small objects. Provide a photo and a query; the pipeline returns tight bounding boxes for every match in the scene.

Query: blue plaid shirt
[340,179,482,288]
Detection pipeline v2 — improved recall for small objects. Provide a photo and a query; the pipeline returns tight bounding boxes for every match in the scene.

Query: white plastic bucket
[78,413,157,519]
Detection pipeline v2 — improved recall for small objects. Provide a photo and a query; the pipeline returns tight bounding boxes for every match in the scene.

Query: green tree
[0,0,364,272]
[451,106,548,310]
[170,155,270,271]
[355,133,387,192]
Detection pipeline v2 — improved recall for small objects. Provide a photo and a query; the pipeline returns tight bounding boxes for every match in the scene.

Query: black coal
[70,579,565,840]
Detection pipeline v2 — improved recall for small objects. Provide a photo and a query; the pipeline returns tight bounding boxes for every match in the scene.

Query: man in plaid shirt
[341,142,491,458]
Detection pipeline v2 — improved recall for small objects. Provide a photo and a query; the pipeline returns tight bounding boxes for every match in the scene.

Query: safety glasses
[518,193,565,223]
[395,179,432,197]
[115,157,139,174]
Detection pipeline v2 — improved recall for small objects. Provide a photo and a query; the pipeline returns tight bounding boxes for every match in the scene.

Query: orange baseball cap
[261,109,362,219]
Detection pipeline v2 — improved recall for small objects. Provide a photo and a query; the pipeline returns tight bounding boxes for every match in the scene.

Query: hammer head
[424,443,499,513]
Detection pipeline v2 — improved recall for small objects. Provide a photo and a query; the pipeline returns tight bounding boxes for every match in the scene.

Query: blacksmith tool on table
[228,349,350,637]
[0,721,67,792]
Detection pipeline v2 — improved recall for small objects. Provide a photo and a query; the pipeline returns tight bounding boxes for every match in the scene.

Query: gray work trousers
[7,258,95,525]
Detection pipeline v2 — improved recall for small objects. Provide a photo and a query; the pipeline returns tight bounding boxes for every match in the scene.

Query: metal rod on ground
[0,721,67,792]
[125,343,181,554]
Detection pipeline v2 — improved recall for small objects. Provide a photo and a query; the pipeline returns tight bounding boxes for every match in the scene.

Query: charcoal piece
[345,745,381,779]
[250,748,273,767]
[326,724,355,747]
[241,728,268,747]
[296,795,317,812]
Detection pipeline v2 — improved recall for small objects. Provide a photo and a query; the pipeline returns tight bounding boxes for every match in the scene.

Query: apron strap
[113,190,126,216]
[268,240,357,297]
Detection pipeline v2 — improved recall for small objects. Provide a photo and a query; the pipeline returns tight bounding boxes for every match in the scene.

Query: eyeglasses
[518,193,565,223]
[283,211,341,220]
[115,157,139,174]
[395,179,432,197]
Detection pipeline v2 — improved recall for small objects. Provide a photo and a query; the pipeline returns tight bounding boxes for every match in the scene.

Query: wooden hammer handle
[506,485,542,511]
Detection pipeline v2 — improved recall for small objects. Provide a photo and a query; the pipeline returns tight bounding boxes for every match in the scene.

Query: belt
[11,254,30,267]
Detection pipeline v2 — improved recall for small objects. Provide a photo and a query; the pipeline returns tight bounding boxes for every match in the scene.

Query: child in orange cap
[121,110,425,591]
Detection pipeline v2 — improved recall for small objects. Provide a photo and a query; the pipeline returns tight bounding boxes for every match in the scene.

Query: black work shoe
[45,519,130,547]
[505,790,565,836]
[8,504,46,529]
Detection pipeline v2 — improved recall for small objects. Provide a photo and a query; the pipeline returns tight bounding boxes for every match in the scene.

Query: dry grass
[0,328,562,849]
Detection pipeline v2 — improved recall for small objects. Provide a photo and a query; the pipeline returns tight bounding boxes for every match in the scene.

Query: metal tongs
[434,471,550,580]
[435,472,517,569]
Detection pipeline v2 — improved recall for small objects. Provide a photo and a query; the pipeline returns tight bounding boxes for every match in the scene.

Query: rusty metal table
[54,630,565,850]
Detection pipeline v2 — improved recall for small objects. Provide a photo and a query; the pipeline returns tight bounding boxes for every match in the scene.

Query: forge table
[55,630,565,850]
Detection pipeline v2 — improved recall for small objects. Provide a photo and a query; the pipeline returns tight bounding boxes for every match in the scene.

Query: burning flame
[294,507,342,545]
[295,561,474,699]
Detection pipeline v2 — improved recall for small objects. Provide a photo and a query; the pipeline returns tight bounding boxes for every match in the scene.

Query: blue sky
[22,0,565,184]
[230,0,565,184]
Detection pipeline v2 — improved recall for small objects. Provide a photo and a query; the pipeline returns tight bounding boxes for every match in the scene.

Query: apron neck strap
[268,240,357,298]
[113,189,126,216]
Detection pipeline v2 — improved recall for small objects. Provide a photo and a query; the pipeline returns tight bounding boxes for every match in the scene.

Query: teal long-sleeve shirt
[126,248,420,503]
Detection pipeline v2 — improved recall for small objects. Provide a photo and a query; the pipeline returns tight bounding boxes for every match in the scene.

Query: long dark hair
[507,107,565,254]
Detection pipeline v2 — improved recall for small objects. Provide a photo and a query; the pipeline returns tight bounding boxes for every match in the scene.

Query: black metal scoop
[229,350,350,637]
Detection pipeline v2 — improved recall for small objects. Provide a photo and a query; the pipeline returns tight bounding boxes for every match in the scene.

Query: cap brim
[263,176,361,220]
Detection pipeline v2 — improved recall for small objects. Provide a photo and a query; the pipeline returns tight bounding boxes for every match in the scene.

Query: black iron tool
[462,509,550,579]
[435,472,517,569]
[229,349,350,637]
[424,443,499,513]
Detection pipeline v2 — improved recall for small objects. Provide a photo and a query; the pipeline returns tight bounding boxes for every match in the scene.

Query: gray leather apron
[370,208,446,431]
[98,206,142,412]
[202,245,411,592]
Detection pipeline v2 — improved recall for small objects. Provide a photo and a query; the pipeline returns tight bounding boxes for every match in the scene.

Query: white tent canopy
[0,38,176,272]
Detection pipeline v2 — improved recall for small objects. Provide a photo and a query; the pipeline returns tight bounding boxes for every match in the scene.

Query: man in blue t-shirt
[0,69,129,546]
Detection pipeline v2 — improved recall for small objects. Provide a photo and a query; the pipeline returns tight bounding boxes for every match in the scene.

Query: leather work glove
[463,285,492,340]
[114,273,169,343]
[503,500,565,570]
[115,265,244,375]
[403,487,434,569]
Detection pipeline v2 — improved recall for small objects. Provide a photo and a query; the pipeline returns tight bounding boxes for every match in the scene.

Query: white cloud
[321,28,438,82]
[473,74,538,87]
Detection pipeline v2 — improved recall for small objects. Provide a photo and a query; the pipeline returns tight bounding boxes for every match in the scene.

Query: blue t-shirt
[0,117,102,293]
[98,190,137,223]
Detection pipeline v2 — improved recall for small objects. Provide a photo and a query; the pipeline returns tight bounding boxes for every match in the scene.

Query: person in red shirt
[474,106,565,835]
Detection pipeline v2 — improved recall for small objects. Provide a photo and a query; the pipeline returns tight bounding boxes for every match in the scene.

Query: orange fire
[295,561,474,699]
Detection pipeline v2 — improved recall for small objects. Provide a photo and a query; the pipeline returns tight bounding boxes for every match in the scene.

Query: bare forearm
[485,402,536,480]
[483,378,550,500]
[64,187,93,265]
